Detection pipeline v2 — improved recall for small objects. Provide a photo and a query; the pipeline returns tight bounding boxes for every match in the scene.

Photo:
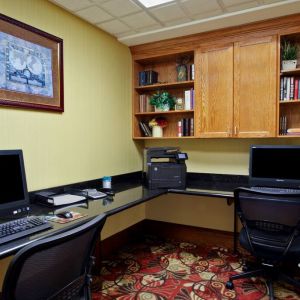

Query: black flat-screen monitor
[249,145,300,188]
[0,150,30,217]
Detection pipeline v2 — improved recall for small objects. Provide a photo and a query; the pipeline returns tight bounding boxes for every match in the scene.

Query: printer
[144,147,188,189]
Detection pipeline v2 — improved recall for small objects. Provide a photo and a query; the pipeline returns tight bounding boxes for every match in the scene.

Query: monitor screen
[249,145,300,188]
[0,150,30,217]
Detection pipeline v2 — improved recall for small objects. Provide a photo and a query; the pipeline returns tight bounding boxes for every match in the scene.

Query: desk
[0,184,235,259]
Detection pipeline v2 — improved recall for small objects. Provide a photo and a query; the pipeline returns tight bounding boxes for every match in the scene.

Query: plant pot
[282,60,297,70]
[155,104,170,112]
[152,126,163,137]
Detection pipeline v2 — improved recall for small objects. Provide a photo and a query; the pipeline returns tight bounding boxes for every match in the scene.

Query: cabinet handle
[234,126,237,136]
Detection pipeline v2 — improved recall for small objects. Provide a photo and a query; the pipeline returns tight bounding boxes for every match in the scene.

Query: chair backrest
[1,214,106,300]
[235,188,300,259]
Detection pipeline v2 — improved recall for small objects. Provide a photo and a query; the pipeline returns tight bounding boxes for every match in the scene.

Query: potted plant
[150,91,176,112]
[149,117,168,137]
[281,40,298,70]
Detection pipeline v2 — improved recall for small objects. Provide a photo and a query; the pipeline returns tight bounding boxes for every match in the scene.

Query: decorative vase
[282,60,297,70]
[152,126,163,137]
[155,104,170,112]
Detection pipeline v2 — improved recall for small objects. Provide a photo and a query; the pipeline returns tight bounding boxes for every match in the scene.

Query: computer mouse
[56,211,73,219]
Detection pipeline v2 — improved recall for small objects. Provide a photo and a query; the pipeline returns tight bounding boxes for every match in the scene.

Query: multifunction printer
[144,147,188,189]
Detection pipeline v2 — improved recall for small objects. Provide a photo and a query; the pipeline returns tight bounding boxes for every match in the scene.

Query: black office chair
[226,187,300,300]
[1,213,106,300]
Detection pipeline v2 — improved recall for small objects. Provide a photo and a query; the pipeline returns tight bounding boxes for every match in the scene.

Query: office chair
[226,187,300,299]
[1,213,106,300]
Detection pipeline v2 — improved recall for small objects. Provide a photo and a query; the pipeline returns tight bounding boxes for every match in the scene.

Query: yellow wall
[145,138,299,175]
[1,0,142,191]
[144,139,300,230]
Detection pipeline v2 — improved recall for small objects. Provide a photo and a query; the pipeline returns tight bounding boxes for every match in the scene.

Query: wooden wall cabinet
[197,36,277,138]
[131,14,300,140]
[197,44,234,137]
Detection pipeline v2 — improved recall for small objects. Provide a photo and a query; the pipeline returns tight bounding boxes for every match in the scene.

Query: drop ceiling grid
[48,0,296,44]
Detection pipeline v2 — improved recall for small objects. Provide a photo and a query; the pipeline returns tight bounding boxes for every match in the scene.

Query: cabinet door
[197,44,234,137]
[234,36,277,137]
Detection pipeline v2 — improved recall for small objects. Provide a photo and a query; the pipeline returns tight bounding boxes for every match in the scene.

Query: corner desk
[0,181,237,260]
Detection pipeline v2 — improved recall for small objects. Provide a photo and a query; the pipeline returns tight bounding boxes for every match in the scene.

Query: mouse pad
[46,211,87,224]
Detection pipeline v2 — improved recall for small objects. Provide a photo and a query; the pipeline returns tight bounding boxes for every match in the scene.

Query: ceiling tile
[90,0,107,4]
[136,24,163,33]
[262,0,282,3]
[121,11,159,28]
[222,0,251,6]
[116,30,139,38]
[97,19,131,34]
[150,2,187,22]
[51,0,92,11]
[101,0,142,17]
[192,9,223,20]
[165,17,192,26]
[76,5,112,23]
[180,0,221,15]
[226,1,258,12]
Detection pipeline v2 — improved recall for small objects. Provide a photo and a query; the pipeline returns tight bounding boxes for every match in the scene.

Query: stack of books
[178,118,194,137]
[139,121,152,137]
[280,77,300,101]
[279,115,287,135]
[138,70,158,86]
[287,128,300,136]
[139,94,153,112]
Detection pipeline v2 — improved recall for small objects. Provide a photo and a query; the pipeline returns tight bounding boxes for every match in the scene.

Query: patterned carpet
[92,236,300,299]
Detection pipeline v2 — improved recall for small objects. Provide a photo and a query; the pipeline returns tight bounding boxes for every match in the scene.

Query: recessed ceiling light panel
[137,0,175,8]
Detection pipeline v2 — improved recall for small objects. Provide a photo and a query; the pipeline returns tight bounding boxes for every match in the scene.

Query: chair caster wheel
[242,265,249,272]
[226,281,234,289]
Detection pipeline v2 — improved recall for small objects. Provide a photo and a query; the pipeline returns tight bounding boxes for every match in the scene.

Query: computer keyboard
[250,187,300,194]
[0,216,52,245]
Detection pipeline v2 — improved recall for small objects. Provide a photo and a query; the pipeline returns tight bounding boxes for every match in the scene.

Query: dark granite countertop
[0,172,246,258]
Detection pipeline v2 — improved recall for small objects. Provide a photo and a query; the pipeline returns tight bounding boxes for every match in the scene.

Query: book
[283,77,287,100]
[184,90,191,110]
[190,118,194,136]
[143,122,152,136]
[287,128,300,133]
[286,77,290,100]
[290,76,294,99]
[178,120,182,137]
[190,64,195,80]
[295,78,299,100]
[280,77,284,100]
[139,122,149,136]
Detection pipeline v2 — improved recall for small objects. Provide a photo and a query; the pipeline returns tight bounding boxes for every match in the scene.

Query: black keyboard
[0,216,52,245]
[250,187,300,194]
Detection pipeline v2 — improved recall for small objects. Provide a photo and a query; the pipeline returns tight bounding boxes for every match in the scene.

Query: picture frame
[0,13,64,112]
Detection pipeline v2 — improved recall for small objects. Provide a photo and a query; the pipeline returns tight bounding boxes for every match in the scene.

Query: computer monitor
[0,150,30,217]
[249,145,300,188]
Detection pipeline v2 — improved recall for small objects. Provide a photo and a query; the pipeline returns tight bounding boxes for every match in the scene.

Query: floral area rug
[92,236,300,300]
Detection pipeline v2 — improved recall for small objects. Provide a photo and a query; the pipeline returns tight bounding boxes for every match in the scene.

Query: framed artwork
[0,13,64,112]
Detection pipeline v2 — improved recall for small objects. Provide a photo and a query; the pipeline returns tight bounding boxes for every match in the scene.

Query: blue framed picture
[0,13,64,112]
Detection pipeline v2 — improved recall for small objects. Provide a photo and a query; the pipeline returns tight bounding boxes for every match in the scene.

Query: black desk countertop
[0,178,238,258]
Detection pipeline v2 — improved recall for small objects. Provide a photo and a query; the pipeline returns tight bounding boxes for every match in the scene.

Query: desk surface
[0,184,234,258]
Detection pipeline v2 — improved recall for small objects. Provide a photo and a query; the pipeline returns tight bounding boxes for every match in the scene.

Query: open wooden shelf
[135,110,194,116]
[133,136,196,140]
[279,100,300,104]
[135,80,194,92]
[280,68,300,75]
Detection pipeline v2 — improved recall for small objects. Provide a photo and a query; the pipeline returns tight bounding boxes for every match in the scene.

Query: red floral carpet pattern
[92,236,300,300]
